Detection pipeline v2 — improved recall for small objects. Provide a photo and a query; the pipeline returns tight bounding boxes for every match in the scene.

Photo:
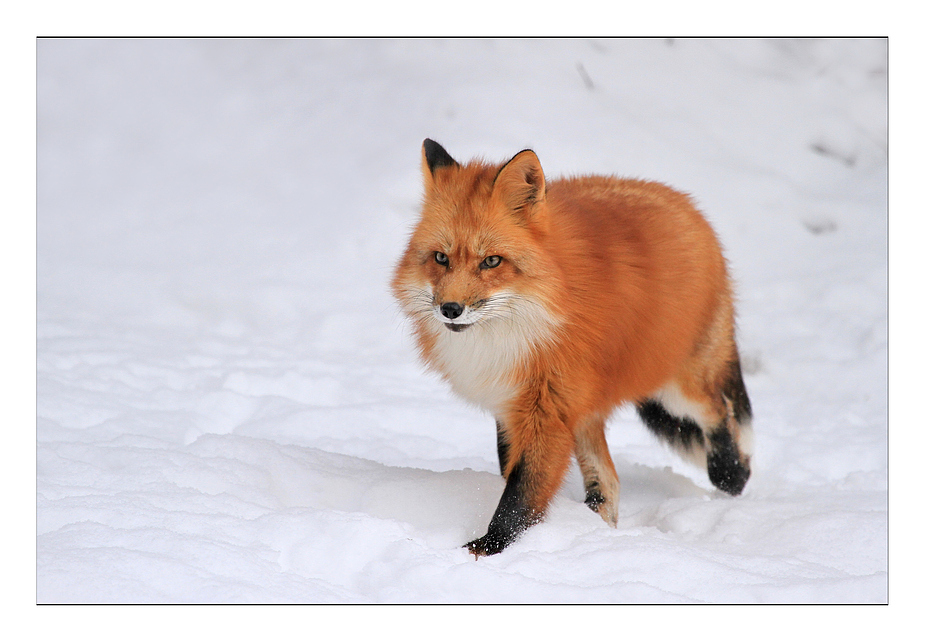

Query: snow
[37,38,887,604]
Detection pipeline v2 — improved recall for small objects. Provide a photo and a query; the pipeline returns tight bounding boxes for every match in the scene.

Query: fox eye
[481,255,502,269]
[434,251,449,266]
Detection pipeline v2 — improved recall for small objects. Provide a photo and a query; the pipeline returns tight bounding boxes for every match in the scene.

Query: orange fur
[392,140,751,556]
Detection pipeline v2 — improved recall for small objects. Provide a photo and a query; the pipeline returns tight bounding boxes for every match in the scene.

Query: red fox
[392,139,753,557]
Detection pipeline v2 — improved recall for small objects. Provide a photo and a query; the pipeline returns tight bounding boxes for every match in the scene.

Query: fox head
[392,139,564,341]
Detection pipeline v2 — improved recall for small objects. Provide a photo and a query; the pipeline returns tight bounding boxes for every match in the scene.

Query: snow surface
[37,38,887,603]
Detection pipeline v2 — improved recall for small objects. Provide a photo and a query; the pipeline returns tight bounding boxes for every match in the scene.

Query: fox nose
[440,302,464,320]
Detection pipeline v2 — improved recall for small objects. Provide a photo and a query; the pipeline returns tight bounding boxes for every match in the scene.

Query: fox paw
[584,483,619,527]
[708,454,750,495]
[707,426,751,496]
[465,533,509,558]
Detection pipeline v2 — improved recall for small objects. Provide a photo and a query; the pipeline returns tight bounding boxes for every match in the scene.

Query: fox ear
[493,149,546,215]
[422,138,458,176]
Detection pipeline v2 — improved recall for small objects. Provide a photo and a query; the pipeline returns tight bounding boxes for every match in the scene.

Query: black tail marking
[636,400,705,451]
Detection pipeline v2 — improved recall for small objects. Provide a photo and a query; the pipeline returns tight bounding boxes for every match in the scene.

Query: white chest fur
[432,324,522,414]
[428,293,560,416]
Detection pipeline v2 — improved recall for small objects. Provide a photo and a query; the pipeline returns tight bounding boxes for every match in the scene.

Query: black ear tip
[423,138,458,173]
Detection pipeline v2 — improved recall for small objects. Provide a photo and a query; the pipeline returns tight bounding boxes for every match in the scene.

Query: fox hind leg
[707,356,753,495]
[704,418,750,495]
[637,356,752,496]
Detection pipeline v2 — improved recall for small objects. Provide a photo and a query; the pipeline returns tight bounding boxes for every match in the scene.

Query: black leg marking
[724,356,753,425]
[707,423,750,495]
[636,400,705,451]
[495,420,510,477]
[584,481,605,512]
[466,459,539,557]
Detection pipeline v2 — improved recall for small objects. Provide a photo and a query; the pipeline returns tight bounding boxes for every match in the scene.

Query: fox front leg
[495,420,510,477]
[467,401,573,557]
[465,457,540,558]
